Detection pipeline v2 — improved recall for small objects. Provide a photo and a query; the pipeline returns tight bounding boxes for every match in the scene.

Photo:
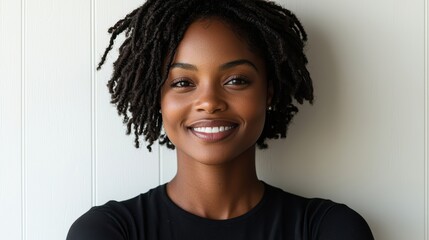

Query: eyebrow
[220,59,259,72]
[170,62,198,71]
[170,59,259,72]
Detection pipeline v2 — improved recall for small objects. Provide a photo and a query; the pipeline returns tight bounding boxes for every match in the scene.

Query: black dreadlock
[98,0,314,151]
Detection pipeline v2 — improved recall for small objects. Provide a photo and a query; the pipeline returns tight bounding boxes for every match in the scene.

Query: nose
[194,83,227,114]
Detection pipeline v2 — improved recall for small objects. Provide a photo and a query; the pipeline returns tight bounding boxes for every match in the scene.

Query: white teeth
[192,126,234,133]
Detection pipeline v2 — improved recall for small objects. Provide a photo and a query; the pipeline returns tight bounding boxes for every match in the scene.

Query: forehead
[172,18,264,67]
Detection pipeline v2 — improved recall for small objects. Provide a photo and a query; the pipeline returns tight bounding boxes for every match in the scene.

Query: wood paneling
[24,0,92,239]
[0,0,427,239]
[0,0,22,239]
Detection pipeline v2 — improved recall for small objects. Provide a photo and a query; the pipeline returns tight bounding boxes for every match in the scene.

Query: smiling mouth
[192,126,235,134]
[188,121,238,142]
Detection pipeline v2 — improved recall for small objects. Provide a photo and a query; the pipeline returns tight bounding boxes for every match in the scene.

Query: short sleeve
[316,204,374,240]
[66,207,126,240]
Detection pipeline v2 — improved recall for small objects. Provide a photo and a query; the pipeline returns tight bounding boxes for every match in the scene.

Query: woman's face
[160,18,271,165]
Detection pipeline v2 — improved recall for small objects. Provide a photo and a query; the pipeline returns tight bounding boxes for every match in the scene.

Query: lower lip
[189,126,238,142]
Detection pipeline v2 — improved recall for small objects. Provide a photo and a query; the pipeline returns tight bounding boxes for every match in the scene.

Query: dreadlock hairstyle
[98,0,314,151]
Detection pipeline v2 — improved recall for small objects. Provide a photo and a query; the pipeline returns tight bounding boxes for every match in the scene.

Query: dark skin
[160,18,272,220]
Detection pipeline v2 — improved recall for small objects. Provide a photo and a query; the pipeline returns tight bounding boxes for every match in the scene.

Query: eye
[170,78,194,88]
[224,76,250,87]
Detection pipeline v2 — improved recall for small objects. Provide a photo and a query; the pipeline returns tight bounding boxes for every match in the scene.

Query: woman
[67,0,374,239]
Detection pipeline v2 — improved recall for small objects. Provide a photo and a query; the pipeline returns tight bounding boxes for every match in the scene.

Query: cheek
[246,105,267,131]
[235,91,267,133]
[160,93,189,138]
[161,95,177,125]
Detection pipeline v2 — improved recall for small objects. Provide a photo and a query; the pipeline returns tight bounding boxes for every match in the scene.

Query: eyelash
[169,75,250,89]
[225,75,250,86]
[170,78,194,88]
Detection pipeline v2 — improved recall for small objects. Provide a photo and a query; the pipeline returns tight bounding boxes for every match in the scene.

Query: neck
[167,145,264,220]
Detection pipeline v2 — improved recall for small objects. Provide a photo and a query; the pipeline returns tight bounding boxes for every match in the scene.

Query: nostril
[195,101,227,113]
[195,95,227,113]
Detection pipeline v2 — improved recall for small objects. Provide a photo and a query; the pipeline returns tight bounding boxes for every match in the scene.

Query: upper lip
[187,119,239,128]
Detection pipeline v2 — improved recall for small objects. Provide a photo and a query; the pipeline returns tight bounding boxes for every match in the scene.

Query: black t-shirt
[67,183,374,240]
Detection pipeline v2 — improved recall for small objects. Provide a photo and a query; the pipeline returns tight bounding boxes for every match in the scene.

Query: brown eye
[171,78,194,88]
[225,76,250,86]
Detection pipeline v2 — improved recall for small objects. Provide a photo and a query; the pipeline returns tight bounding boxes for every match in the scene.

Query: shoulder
[314,203,374,240]
[66,204,126,240]
[66,185,164,240]
[265,184,374,239]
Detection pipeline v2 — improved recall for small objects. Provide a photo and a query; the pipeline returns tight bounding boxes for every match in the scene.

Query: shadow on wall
[257,22,344,197]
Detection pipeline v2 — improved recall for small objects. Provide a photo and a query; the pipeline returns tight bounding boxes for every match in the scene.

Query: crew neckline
[160,181,272,224]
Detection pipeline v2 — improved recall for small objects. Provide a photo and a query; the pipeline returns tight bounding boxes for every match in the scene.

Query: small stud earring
[267,106,273,111]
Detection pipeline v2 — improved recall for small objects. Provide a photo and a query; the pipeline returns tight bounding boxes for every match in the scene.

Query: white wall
[0,0,427,239]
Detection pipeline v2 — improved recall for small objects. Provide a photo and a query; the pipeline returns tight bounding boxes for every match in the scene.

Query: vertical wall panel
[0,0,22,239]
[95,0,159,204]
[424,0,429,240]
[25,0,92,239]
[256,0,425,239]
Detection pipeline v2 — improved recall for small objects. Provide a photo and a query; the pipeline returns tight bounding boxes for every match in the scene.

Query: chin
[177,144,256,166]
